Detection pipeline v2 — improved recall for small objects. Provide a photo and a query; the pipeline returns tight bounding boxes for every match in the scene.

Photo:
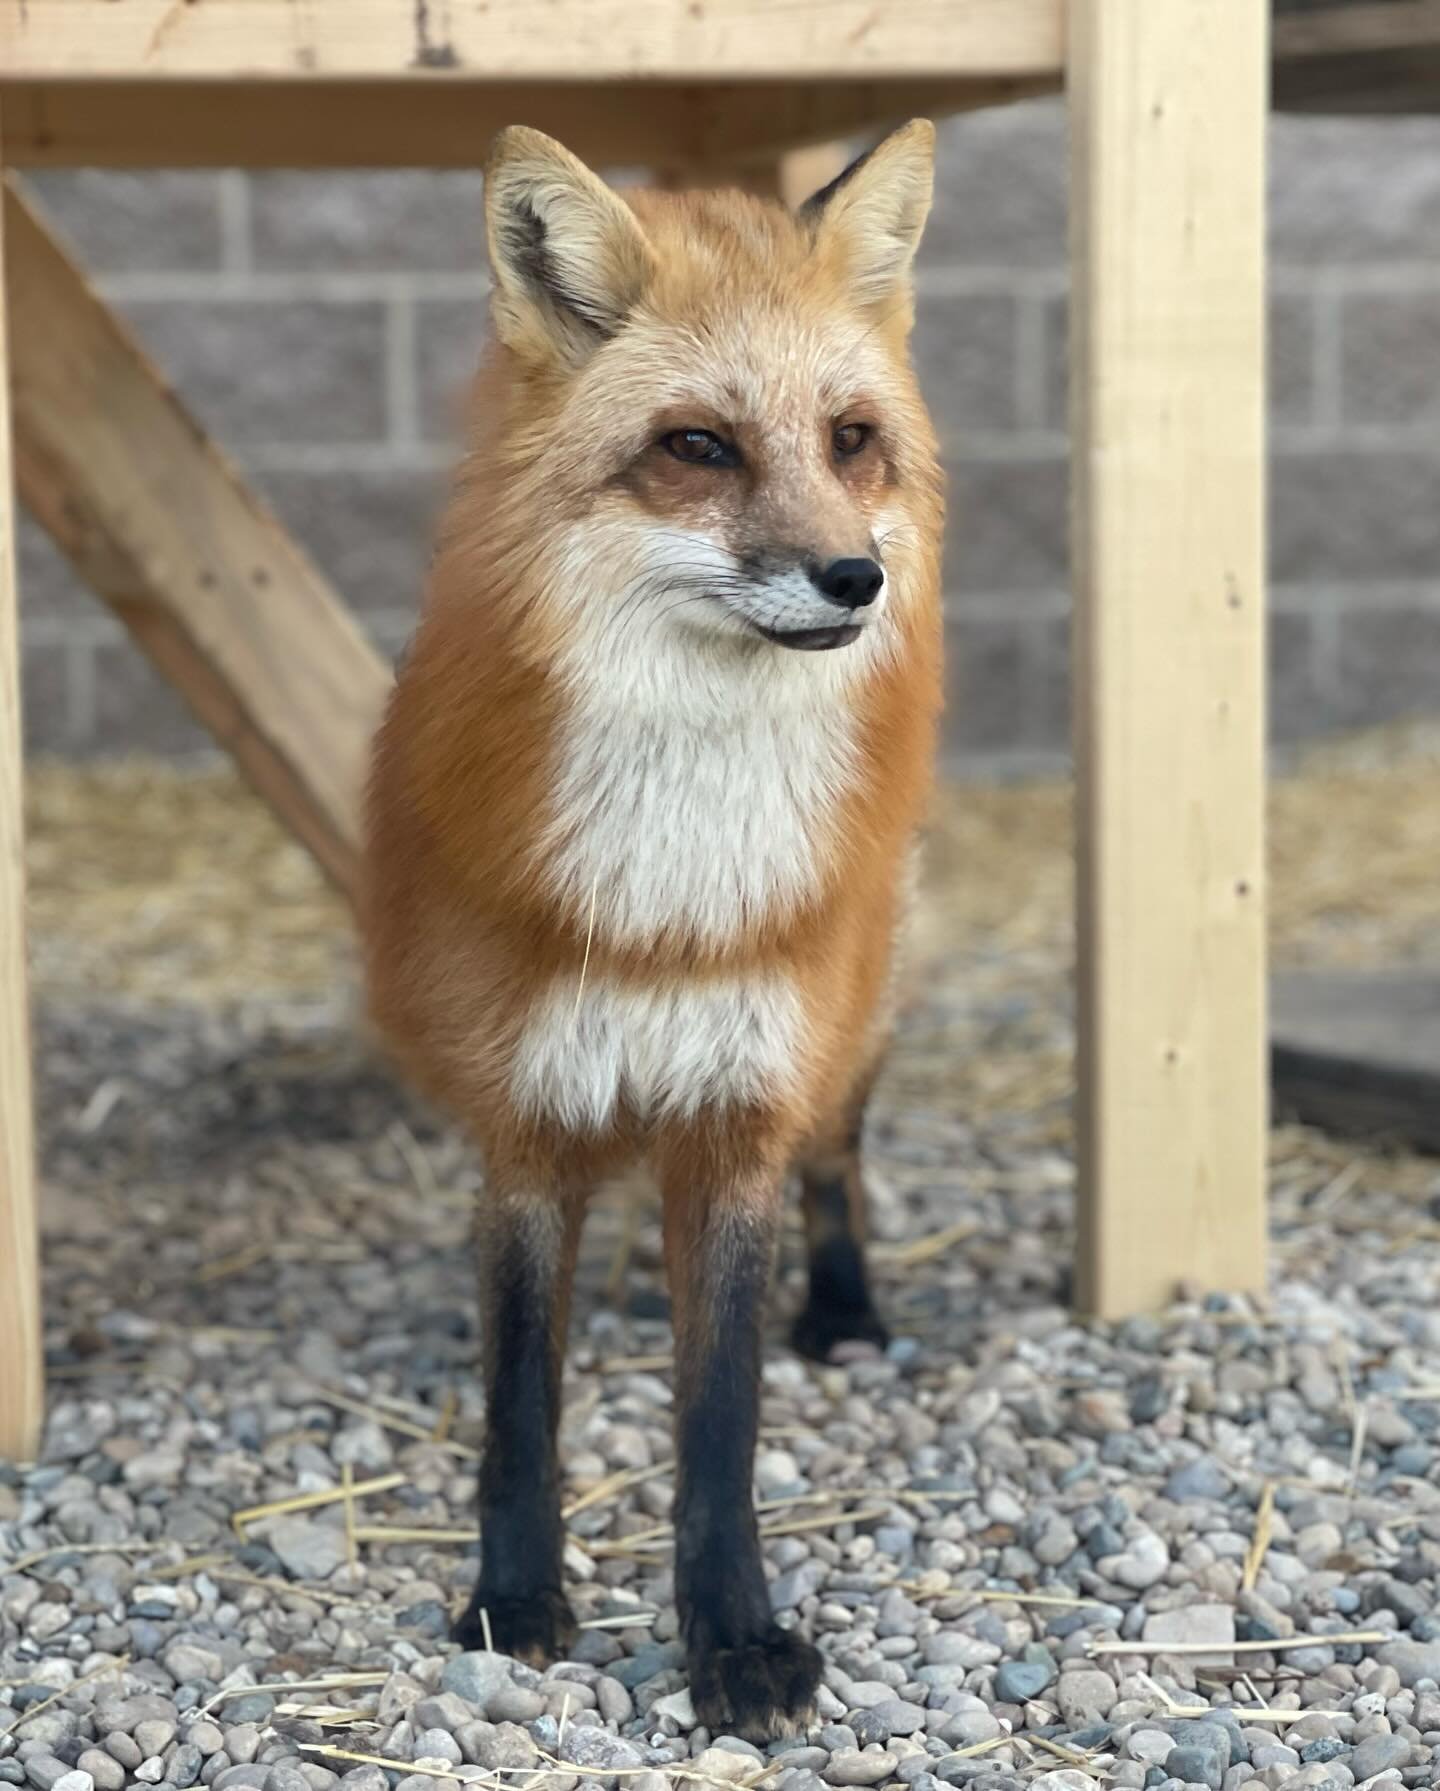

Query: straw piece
[898,1583,1102,1610]
[588,1503,890,1558]
[576,1610,659,1630]
[304,1385,479,1458]
[431,1387,459,1445]
[936,1735,1011,1764]
[874,1219,977,1268]
[210,1566,371,1609]
[1166,1704,1350,1722]
[297,1745,473,1784]
[201,1673,390,1717]
[232,1471,405,1538]
[147,1552,231,1581]
[341,1464,357,1575]
[1242,1480,1276,1592]
[388,1118,438,1199]
[1090,1629,1388,1658]
[7,1540,165,1574]
[562,1460,671,1521]
[1025,1734,1099,1768]
[351,1525,478,1546]
[1,1655,130,1738]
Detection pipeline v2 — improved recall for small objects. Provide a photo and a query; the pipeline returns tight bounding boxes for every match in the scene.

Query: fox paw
[790,1300,890,1363]
[453,1586,577,1666]
[688,1628,823,1742]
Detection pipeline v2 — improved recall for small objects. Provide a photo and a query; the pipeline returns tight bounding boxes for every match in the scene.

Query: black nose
[813,556,885,610]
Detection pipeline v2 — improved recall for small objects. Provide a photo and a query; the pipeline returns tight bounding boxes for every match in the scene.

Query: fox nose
[813,556,885,611]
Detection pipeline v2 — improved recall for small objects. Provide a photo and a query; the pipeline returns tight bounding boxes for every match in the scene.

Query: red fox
[362,120,943,1740]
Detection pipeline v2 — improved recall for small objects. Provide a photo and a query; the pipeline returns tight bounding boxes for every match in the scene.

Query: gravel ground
[6,758,1440,1791]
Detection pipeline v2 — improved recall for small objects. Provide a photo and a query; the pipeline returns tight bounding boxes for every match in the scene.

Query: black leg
[791,1096,889,1362]
[454,1188,584,1663]
[662,1176,822,1741]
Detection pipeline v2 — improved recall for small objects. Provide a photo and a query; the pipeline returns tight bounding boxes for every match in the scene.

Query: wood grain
[0,109,43,1464]
[1070,0,1270,1316]
[5,180,390,898]
[0,0,1063,81]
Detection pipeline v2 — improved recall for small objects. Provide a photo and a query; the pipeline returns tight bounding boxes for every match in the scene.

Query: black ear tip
[798,145,872,220]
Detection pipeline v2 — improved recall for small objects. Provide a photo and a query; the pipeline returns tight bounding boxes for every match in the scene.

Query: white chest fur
[510,973,805,1132]
[538,651,865,949]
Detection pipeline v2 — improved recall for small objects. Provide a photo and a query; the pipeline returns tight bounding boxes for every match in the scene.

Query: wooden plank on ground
[0,76,1054,170]
[1069,0,1269,1316]
[0,108,43,1464]
[4,179,390,897]
[1272,0,1440,60]
[0,0,1064,82]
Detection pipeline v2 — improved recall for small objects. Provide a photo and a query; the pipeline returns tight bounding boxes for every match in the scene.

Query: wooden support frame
[1070,0,1269,1316]
[0,107,42,1463]
[0,0,1292,1450]
[5,181,390,896]
[0,1,1063,81]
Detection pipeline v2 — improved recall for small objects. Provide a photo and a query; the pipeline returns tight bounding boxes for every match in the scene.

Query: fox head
[470,123,941,678]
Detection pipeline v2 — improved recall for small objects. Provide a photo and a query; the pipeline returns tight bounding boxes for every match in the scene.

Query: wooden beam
[0,0,1063,82]
[659,141,852,205]
[1070,1,1269,1316]
[0,76,1054,170]
[0,107,42,1464]
[4,179,390,897]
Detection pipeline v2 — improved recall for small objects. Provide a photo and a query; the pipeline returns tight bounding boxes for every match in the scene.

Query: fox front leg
[659,1151,822,1740]
[455,1182,586,1663]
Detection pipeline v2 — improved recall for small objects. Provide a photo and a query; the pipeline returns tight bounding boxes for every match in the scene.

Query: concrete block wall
[13,102,1440,772]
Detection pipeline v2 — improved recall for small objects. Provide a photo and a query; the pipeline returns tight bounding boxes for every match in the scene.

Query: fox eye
[833,422,872,458]
[662,429,739,467]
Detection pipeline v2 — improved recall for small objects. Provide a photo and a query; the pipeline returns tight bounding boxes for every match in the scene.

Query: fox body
[363,122,943,1739]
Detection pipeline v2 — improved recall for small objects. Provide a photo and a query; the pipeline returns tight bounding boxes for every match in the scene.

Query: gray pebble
[1348,1733,1412,1779]
[215,1700,273,1729]
[822,1749,899,1787]
[487,1684,545,1723]
[1164,1459,1230,1503]
[558,1730,644,1770]
[994,1661,1055,1703]
[1165,1747,1222,1790]
[596,1678,633,1726]
[262,1516,348,1582]
[74,1757,122,1791]
[166,1745,205,1789]
[23,1762,73,1791]
[412,1731,462,1768]
[440,1653,515,1711]
[410,1697,473,1735]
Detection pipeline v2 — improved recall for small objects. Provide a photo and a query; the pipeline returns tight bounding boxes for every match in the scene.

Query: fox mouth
[753,622,863,652]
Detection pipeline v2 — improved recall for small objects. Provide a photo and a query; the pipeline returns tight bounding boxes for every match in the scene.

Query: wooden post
[0,108,43,1462]
[1070,1,1269,1316]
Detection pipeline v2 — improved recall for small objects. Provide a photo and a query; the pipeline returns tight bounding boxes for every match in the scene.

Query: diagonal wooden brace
[4,177,391,898]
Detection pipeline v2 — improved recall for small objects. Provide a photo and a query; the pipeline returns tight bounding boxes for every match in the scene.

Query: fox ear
[801,120,935,308]
[485,126,654,365]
